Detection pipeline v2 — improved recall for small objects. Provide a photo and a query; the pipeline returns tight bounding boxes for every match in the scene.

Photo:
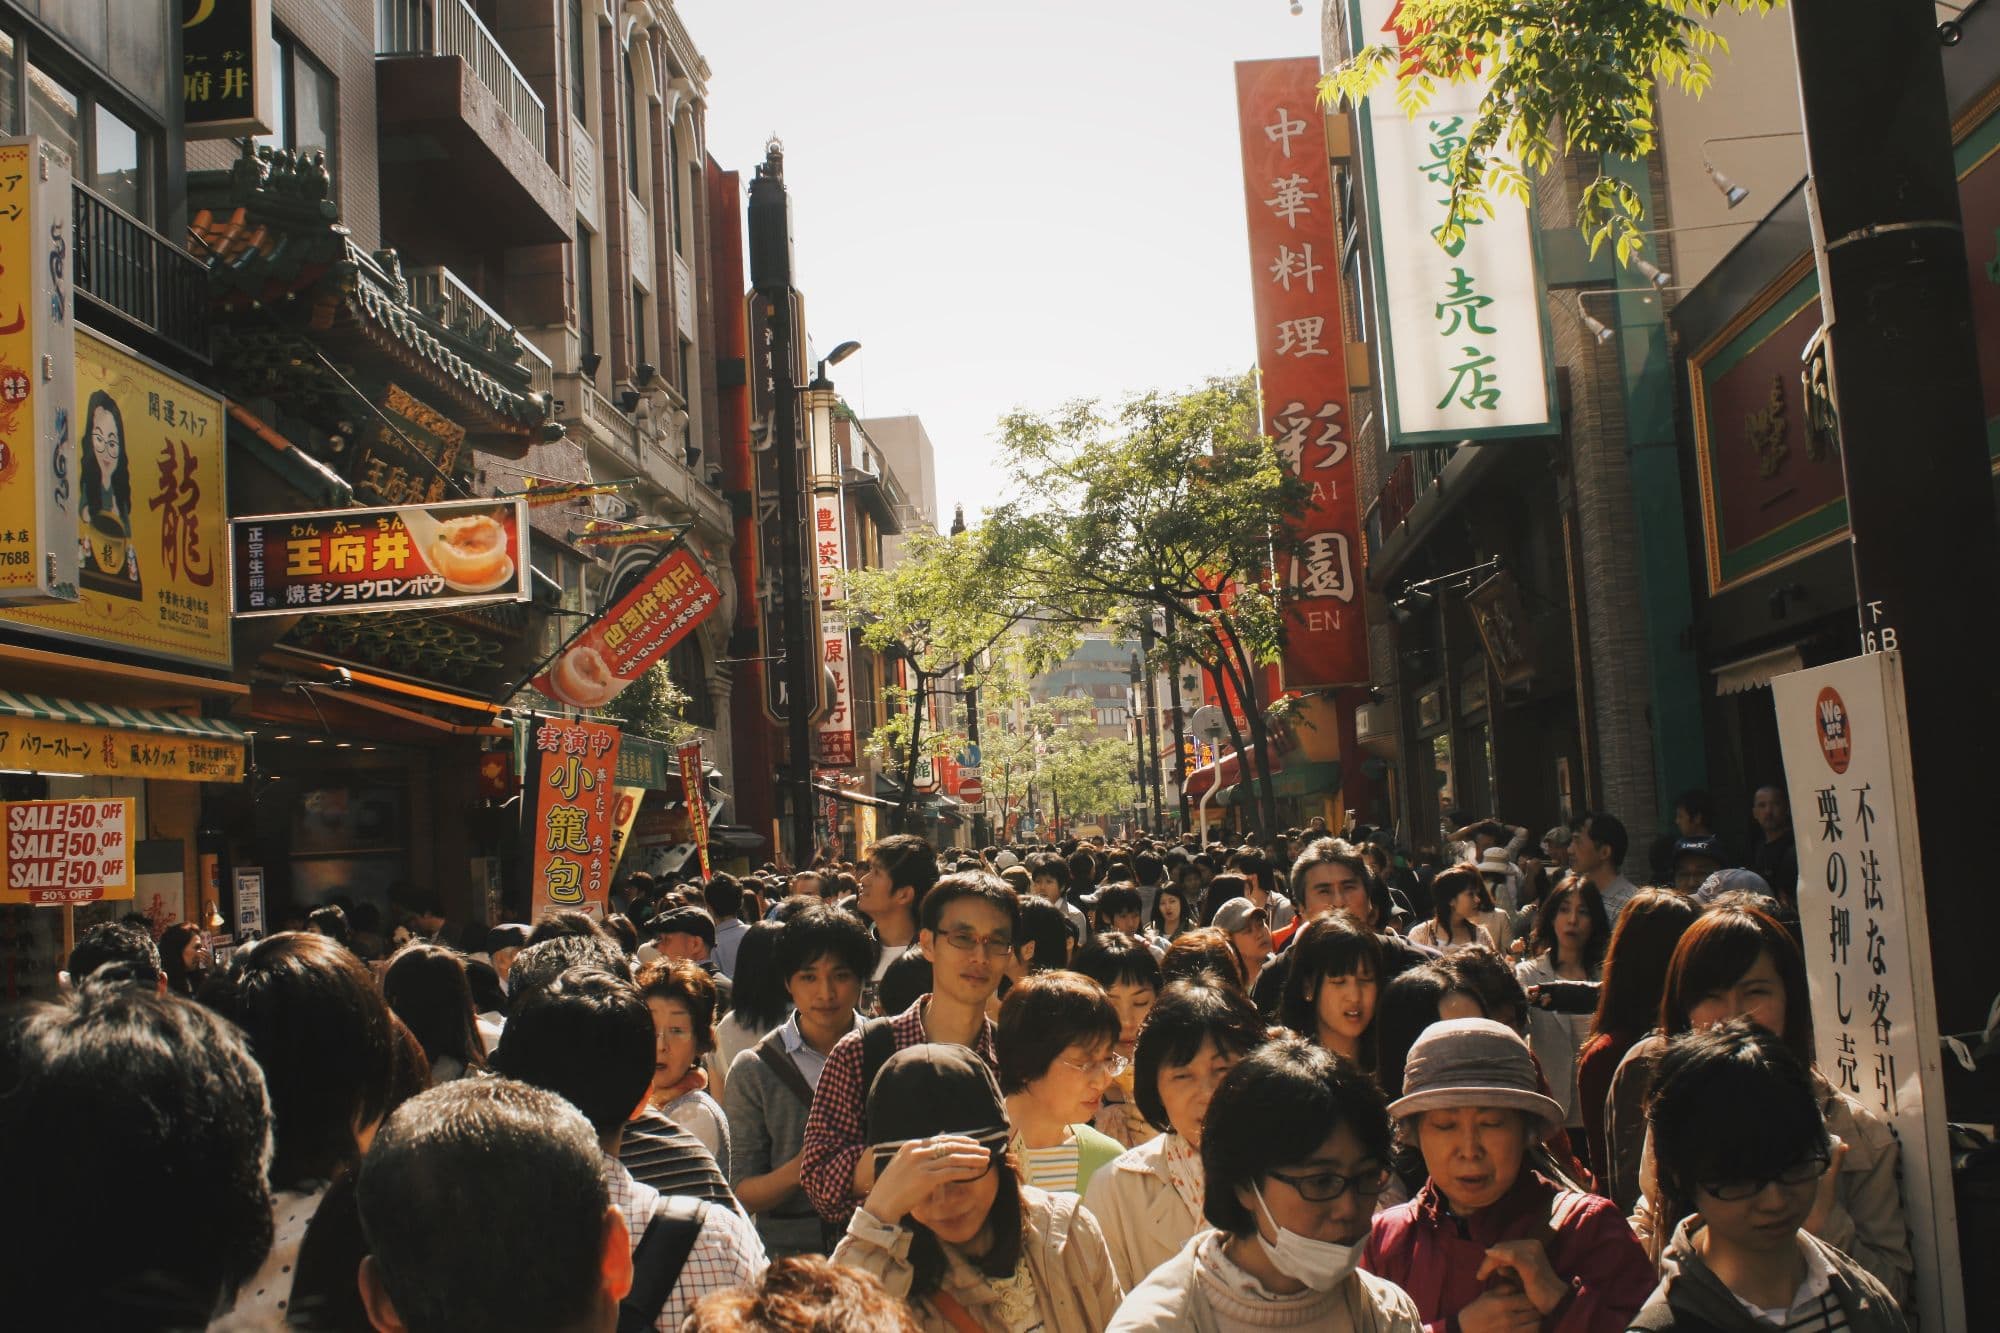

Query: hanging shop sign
[535,546,719,710]
[527,717,623,918]
[0,137,78,606]
[0,798,133,906]
[1771,651,1963,1329]
[813,492,854,765]
[1235,59,1369,691]
[231,497,530,617]
[1,330,229,665]
[1466,570,1535,689]
[608,785,646,873]
[1347,1,1558,446]
[678,741,711,881]
[181,0,275,139]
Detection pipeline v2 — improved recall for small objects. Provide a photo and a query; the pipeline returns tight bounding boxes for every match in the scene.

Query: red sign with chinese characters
[678,741,711,881]
[535,548,721,711]
[1236,58,1368,689]
[231,498,530,617]
[528,718,623,918]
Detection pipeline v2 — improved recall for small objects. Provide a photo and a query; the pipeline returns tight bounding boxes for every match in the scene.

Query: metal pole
[1139,619,1165,830]
[1165,605,1190,831]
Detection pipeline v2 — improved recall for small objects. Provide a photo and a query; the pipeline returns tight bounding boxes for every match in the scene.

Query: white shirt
[207,1184,329,1329]
[603,1155,766,1331]
[1733,1234,1837,1327]
[779,1009,863,1094]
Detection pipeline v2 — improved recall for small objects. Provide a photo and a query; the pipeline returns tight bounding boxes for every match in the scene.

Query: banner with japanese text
[181,0,275,138]
[0,137,78,605]
[231,497,530,617]
[813,492,854,764]
[1236,62,1369,688]
[1771,652,1962,1328]
[1347,1,1558,446]
[535,547,719,711]
[678,742,711,881]
[527,718,622,919]
[0,798,133,906]
[0,330,228,666]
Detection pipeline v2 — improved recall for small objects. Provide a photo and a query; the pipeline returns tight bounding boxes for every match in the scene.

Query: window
[677,336,691,397]
[27,60,153,217]
[622,50,640,194]
[258,31,339,189]
[576,222,596,367]
[567,0,587,121]
[665,121,681,254]
[632,283,647,370]
[0,33,17,135]
[27,62,80,180]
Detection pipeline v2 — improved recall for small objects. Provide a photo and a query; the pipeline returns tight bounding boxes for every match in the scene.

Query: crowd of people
[3,789,1921,1332]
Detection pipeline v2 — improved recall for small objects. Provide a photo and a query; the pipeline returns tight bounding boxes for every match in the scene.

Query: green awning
[0,690,249,741]
[1215,759,1343,807]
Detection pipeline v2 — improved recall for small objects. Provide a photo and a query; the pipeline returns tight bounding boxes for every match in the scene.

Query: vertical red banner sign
[1236,57,1369,689]
[678,742,712,881]
[529,718,624,918]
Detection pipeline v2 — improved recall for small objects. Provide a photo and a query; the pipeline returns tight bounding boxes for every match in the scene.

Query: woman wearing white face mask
[1108,1035,1423,1332]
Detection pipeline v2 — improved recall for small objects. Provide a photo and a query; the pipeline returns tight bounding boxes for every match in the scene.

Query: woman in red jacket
[1362,1018,1656,1333]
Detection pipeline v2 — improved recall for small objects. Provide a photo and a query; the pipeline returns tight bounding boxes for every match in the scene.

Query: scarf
[1164,1132,1207,1224]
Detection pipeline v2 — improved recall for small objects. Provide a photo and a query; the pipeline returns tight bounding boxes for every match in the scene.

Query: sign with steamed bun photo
[534,547,720,711]
[229,498,531,617]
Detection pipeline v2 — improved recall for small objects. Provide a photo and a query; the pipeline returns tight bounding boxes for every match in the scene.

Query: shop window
[258,30,339,189]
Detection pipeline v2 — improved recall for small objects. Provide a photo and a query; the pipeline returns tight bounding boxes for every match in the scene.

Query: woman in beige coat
[1083,974,1268,1291]
[832,1042,1123,1332]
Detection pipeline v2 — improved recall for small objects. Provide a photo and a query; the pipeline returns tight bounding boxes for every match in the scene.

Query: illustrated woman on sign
[79,388,141,599]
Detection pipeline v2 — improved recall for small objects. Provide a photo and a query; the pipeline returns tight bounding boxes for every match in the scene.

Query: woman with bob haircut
[1630,1020,1909,1333]
[1405,864,1496,951]
[1071,932,1167,1149]
[1160,926,1247,991]
[381,942,488,1083]
[1278,912,1383,1068]
[1576,887,1698,1197]
[1364,1018,1655,1333]
[1512,877,1609,1138]
[637,957,732,1175]
[995,971,1128,1196]
[1617,906,1912,1300]
[1147,881,1195,945]
[833,1042,1122,1332]
[1109,1035,1423,1332]
[1084,972,1269,1292]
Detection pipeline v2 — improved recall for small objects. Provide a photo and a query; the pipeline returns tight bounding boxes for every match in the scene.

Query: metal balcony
[72,183,211,363]
[378,0,544,148]
[404,263,553,400]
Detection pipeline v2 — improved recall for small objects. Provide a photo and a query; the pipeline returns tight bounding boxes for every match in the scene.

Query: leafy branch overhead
[1320,0,1785,263]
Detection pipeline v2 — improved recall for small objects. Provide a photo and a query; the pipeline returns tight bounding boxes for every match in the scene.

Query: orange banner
[535,547,720,710]
[678,741,711,882]
[528,718,623,918]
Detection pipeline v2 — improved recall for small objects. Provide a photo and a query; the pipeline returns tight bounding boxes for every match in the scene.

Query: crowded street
[3,0,1996,1330]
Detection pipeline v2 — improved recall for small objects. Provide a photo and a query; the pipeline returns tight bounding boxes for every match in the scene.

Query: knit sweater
[724,1035,823,1257]
[1109,1231,1423,1333]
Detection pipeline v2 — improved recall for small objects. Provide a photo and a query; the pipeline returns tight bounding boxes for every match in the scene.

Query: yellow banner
[0,715,242,782]
[0,137,79,603]
[0,331,230,667]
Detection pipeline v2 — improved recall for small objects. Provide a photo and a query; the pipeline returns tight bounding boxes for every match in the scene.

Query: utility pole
[1165,604,1190,831]
[747,144,815,868]
[1138,618,1165,830]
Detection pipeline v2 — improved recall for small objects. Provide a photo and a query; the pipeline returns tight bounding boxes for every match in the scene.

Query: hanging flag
[576,522,688,548]
[504,479,632,507]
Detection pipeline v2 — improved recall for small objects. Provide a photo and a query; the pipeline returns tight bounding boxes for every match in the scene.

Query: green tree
[589,661,699,746]
[1321,0,1783,262]
[1037,726,1143,837]
[990,373,1307,832]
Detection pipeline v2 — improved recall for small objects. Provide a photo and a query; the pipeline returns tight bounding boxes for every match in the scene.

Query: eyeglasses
[1058,1052,1130,1080]
[1265,1163,1392,1202]
[937,930,1014,959]
[1701,1154,1831,1202]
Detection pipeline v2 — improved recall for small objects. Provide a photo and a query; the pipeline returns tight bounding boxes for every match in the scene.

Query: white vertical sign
[1347,1,1557,447]
[1771,651,1962,1329]
[813,491,854,766]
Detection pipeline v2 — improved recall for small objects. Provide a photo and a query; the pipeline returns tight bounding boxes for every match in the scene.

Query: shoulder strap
[617,1196,706,1333]
[857,1015,899,1104]
[926,1289,989,1333]
[752,1029,816,1108]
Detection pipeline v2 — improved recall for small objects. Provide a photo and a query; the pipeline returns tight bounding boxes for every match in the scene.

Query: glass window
[665,122,680,253]
[622,50,640,194]
[256,33,338,190]
[576,223,596,364]
[91,102,143,215]
[632,283,646,369]
[677,336,690,397]
[26,62,79,175]
[0,32,17,135]
[568,0,587,122]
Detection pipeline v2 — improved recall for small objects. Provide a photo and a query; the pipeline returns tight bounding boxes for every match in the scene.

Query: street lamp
[807,341,861,483]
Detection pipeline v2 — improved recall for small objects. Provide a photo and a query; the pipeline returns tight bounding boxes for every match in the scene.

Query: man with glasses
[798,871,1016,1228]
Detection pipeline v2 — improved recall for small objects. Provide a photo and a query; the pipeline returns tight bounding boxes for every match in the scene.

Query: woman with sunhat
[1362,1017,1656,1333]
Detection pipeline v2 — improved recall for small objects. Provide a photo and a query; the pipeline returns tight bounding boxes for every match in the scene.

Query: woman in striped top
[995,971,1128,1196]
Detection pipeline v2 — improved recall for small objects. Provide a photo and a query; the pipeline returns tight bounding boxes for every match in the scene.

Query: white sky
[684,0,1319,523]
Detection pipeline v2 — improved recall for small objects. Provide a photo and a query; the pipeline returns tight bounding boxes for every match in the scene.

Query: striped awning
[0,691,250,741]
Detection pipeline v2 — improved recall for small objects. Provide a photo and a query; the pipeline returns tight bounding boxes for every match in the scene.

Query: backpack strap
[926,1289,988,1333]
[617,1195,706,1333]
[751,1028,816,1109]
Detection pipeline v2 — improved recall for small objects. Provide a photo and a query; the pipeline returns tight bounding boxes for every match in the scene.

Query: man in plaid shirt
[800,872,1017,1224]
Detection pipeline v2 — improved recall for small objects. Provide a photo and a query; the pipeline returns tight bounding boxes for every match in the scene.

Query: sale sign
[1235,59,1369,690]
[678,742,711,881]
[535,548,720,711]
[527,718,622,918]
[231,498,530,617]
[1,798,134,905]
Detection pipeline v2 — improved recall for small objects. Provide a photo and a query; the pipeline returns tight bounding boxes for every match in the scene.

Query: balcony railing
[378,0,546,150]
[72,183,211,362]
[405,263,553,400]
[1363,444,1454,557]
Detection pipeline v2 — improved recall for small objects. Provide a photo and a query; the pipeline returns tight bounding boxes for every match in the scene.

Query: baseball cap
[1211,897,1268,934]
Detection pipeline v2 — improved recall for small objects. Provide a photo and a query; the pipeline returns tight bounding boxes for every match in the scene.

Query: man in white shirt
[1571,812,1638,923]
[704,875,750,979]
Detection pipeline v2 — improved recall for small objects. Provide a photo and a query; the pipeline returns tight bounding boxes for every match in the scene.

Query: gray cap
[1541,825,1573,848]
[1387,1017,1565,1137]
[1211,896,1267,934]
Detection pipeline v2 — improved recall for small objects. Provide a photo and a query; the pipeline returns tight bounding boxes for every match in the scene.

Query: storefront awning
[1213,760,1343,807]
[1713,644,1804,696]
[0,690,248,781]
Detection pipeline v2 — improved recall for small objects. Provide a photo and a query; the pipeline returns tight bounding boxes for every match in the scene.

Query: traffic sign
[960,775,984,802]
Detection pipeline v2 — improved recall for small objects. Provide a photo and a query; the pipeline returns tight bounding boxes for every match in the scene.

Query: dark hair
[1292,837,1389,926]
[1672,788,1716,828]
[484,923,533,957]
[703,873,746,921]
[877,948,933,1016]
[728,919,793,1034]
[1374,963,1454,1098]
[919,870,1020,936]
[1662,905,1814,1060]
[1070,930,1163,995]
[1528,877,1611,973]
[1590,888,1700,1039]
[358,1078,612,1333]
[1199,871,1251,927]
[67,920,160,989]
[1647,1019,1831,1248]
[1147,882,1193,939]
[1279,913,1384,1060]
[305,903,351,948]
[509,933,630,1004]
[1581,811,1629,868]
[602,913,640,955]
[1441,946,1529,1035]
[869,834,941,916]
[636,957,719,1057]
[1160,926,1246,989]
[775,902,877,984]
[463,957,507,1016]
[526,910,608,947]
[198,931,396,1189]
[495,965,655,1140]
[158,921,204,996]
[1017,897,1074,972]
[383,944,488,1075]
[687,1256,922,1332]
[1024,851,1071,891]
[81,388,132,527]
[995,972,1121,1094]
[1132,850,1164,886]
[1201,1035,1393,1236]
[1226,849,1274,898]
[1065,849,1098,896]
[0,984,274,1327]
[1091,883,1143,929]
[1133,975,1267,1130]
